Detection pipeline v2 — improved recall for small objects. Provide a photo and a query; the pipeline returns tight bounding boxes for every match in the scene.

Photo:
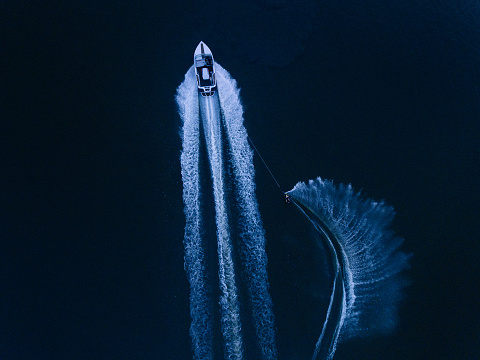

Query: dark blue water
[2,1,479,359]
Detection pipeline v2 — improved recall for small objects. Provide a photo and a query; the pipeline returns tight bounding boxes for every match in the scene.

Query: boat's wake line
[177,65,277,359]
[177,67,213,359]
[177,65,409,360]
[217,66,277,360]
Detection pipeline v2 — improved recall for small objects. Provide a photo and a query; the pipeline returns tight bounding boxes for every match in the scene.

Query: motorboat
[194,41,217,96]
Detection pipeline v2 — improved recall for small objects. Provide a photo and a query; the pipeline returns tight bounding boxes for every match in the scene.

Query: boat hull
[194,41,217,96]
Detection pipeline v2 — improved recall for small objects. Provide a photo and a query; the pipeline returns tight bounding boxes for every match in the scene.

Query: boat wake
[177,61,409,360]
[177,64,277,359]
[287,179,411,359]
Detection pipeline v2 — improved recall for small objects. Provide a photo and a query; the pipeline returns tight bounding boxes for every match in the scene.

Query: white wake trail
[178,64,277,359]
[178,61,408,360]
[200,93,244,360]
[216,65,278,360]
[177,67,213,359]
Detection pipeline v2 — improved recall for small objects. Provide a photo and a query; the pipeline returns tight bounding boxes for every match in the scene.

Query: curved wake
[287,178,411,359]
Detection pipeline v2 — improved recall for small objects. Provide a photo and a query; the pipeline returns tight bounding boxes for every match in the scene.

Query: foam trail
[216,64,278,359]
[178,64,277,359]
[178,62,407,360]
[200,92,244,359]
[287,178,411,359]
[177,67,213,359]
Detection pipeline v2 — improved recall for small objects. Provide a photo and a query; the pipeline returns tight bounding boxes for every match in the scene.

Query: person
[284,193,291,204]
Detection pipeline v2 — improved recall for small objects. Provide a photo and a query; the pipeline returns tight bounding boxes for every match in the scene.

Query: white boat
[194,41,217,96]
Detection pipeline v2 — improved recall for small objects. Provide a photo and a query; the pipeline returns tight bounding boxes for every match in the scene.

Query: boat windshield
[195,55,213,68]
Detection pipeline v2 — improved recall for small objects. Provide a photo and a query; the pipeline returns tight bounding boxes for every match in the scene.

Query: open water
[2,1,479,359]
